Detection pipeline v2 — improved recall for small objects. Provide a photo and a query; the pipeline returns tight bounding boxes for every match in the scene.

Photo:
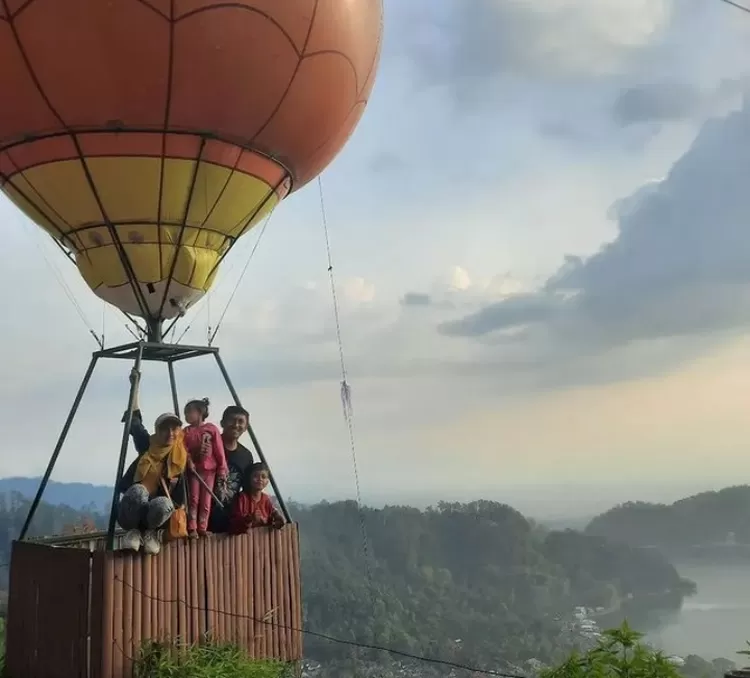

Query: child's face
[222,413,248,441]
[184,405,202,425]
[156,423,179,446]
[250,470,269,492]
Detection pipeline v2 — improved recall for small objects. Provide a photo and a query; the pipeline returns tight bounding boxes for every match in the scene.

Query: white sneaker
[143,530,161,556]
[122,529,142,552]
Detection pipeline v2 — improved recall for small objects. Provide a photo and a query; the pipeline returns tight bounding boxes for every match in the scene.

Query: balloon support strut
[17,340,291,550]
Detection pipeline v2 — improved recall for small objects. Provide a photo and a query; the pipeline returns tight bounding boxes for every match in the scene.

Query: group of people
[116,369,284,555]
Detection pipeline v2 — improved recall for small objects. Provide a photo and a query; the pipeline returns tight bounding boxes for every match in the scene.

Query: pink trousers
[188,469,216,534]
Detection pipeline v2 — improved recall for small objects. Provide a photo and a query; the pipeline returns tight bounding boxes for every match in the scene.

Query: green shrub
[133,639,293,678]
[542,622,681,678]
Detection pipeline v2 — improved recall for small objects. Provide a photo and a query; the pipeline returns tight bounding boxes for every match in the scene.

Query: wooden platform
[5,525,302,678]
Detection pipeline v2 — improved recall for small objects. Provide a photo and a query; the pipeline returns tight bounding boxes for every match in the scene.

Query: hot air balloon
[2,4,382,674]
[0,0,382,338]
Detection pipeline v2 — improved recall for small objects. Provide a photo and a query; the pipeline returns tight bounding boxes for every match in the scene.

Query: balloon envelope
[0,0,382,320]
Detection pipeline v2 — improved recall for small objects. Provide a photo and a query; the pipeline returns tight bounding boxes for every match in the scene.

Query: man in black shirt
[209,405,254,533]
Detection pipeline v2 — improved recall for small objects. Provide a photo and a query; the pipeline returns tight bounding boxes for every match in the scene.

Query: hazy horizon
[0,474,732,523]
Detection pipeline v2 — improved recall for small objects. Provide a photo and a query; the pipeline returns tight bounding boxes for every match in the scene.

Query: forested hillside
[585,485,750,552]
[0,494,696,673]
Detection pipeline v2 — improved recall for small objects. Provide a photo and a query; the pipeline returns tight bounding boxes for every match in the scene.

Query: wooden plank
[132,555,143,670]
[150,552,159,644]
[112,555,125,678]
[262,530,273,658]
[270,531,279,659]
[239,534,250,654]
[290,525,302,659]
[236,535,243,654]
[103,552,116,678]
[197,537,207,640]
[142,549,152,643]
[227,536,238,645]
[90,551,106,678]
[206,537,217,640]
[252,530,262,657]
[168,543,178,643]
[278,529,290,661]
[217,537,227,642]
[176,541,187,644]
[122,554,134,678]
[189,538,200,642]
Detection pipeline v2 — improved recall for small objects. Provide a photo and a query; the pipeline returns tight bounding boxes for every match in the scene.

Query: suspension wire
[21,221,103,348]
[208,210,274,346]
[101,303,106,348]
[207,295,212,345]
[718,0,750,14]
[108,574,526,678]
[170,221,264,345]
[317,176,375,603]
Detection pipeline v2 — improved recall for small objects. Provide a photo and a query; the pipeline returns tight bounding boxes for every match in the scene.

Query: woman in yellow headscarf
[117,370,188,555]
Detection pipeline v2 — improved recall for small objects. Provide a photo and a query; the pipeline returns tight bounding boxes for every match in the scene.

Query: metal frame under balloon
[17,340,291,550]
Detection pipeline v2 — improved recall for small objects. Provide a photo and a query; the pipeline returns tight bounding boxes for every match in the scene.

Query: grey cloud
[611,79,748,126]
[401,292,431,306]
[401,0,673,99]
[440,100,750,372]
[439,293,559,337]
[612,82,702,125]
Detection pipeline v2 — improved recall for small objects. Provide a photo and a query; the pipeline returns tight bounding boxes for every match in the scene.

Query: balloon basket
[5,528,303,678]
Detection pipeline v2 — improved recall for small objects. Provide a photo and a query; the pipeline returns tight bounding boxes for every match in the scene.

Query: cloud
[612,82,703,125]
[406,0,674,91]
[439,99,750,382]
[401,292,431,307]
[612,79,748,126]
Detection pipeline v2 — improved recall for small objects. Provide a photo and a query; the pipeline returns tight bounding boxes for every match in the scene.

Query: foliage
[133,639,292,678]
[294,500,694,669]
[585,486,750,551]
[541,622,681,678]
[0,493,697,673]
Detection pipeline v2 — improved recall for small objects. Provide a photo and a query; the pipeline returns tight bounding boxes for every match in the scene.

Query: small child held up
[228,462,285,534]
[183,397,228,538]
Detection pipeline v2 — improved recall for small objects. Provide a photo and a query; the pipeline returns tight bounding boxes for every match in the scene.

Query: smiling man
[209,405,255,533]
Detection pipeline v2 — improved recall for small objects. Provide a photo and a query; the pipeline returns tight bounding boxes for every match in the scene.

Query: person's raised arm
[124,368,150,454]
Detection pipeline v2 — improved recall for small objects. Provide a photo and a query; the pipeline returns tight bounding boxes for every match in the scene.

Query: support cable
[208,210,274,346]
[317,176,374,594]
[21,220,103,348]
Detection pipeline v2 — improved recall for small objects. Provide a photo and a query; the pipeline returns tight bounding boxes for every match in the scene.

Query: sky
[2,0,750,519]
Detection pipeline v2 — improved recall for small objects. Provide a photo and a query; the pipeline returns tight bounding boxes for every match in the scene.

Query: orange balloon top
[0,0,383,190]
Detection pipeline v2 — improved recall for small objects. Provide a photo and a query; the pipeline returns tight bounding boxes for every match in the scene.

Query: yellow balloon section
[2,137,290,319]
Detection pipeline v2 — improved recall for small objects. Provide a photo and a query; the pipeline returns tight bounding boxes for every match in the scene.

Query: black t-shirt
[210,441,254,532]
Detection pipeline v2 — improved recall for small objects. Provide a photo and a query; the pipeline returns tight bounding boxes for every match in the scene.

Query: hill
[0,477,111,512]
[0,492,695,674]
[585,485,750,553]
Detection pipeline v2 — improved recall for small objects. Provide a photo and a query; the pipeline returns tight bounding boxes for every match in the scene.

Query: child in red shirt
[183,397,228,538]
[229,463,284,533]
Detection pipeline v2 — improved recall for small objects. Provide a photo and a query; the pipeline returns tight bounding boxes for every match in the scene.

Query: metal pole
[105,343,145,550]
[18,356,99,541]
[213,350,292,522]
[167,361,180,415]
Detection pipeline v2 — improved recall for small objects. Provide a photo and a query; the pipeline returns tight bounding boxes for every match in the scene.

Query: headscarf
[134,428,188,496]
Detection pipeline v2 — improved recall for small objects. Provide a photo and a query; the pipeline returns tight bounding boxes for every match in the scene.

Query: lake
[646,561,750,661]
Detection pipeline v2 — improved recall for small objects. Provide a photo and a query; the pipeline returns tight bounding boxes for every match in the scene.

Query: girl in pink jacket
[183,398,228,537]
